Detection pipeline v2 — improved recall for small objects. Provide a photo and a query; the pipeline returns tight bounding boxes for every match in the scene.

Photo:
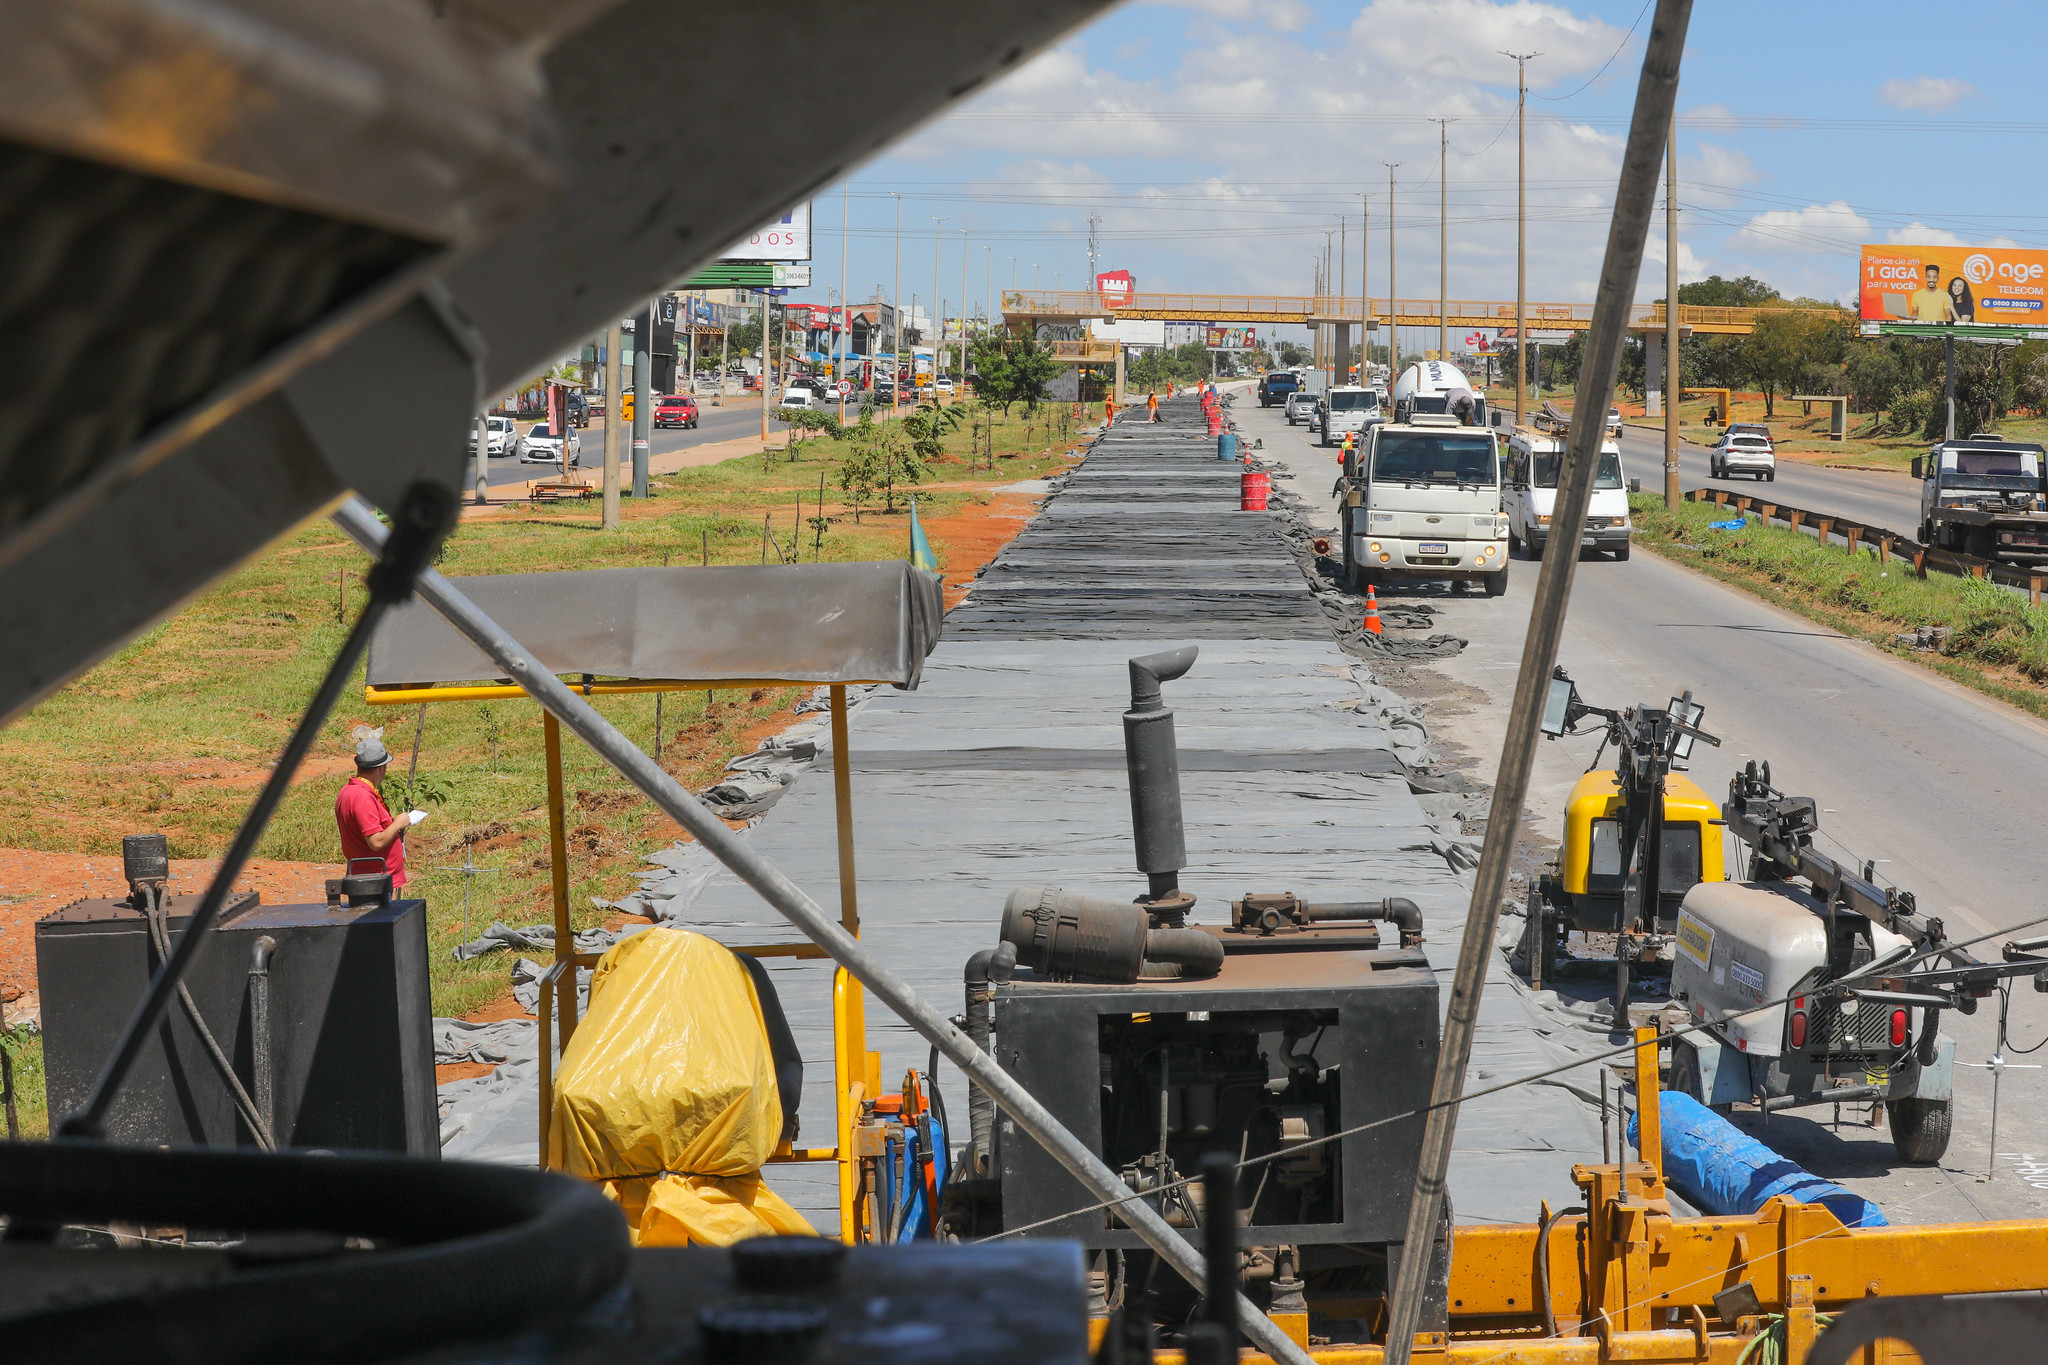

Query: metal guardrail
[1683,487,2048,604]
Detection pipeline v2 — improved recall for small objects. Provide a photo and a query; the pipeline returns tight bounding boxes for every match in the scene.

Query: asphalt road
[1611,423,1922,534]
[1235,384,2048,1226]
[472,399,786,489]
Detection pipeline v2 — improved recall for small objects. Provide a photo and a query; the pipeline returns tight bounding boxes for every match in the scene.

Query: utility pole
[1339,215,1347,384]
[838,181,850,424]
[1384,163,1401,376]
[631,305,650,497]
[473,413,487,507]
[892,192,902,412]
[759,291,771,438]
[603,321,622,528]
[985,245,992,339]
[932,217,947,388]
[961,227,970,389]
[1362,194,1371,380]
[1503,50,1538,427]
[1665,119,1681,507]
[1436,119,1451,363]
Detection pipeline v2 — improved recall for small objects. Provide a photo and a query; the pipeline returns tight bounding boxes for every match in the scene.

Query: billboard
[1204,325,1257,351]
[725,202,811,262]
[1097,269,1135,310]
[1091,317,1165,346]
[1860,244,2048,325]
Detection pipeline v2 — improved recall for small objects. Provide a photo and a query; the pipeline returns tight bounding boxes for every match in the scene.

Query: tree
[1676,274,1781,308]
[1743,310,1848,419]
[969,337,1062,414]
[1277,342,1307,367]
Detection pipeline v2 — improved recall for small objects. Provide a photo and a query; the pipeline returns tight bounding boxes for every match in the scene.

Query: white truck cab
[1316,385,1383,447]
[1339,413,1509,596]
[1502,427,1633,561]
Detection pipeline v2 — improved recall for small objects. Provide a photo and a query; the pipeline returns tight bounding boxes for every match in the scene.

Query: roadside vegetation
[1,407,1081,1024]
[1629,493,2048,720]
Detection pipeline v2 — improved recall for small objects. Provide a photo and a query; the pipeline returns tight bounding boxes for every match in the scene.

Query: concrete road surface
[1611,423,1921,534]
[1234,384,2048,1226]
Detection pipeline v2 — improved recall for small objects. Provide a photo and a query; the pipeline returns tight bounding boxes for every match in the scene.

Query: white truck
[1391,358,1487,426]
[1314,385,1383,447]
[1337,412,1510,596]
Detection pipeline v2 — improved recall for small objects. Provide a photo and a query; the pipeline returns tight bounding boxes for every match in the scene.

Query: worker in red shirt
[335,736,423,887]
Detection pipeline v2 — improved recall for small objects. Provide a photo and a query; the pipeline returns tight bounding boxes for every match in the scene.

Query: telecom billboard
[1860,244,2048,325]
[725,202,811,262]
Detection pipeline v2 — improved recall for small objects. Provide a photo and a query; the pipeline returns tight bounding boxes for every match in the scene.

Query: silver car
[1710,425,1775,481]
[1284,390,1320,426]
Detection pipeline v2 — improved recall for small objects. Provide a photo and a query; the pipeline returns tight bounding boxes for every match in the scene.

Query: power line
[1533,0,1652,103]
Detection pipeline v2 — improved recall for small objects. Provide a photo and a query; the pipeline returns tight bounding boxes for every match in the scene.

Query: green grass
[2,1029,45,1140]
[1628,494,2048,721]
[6,408,1080,1021]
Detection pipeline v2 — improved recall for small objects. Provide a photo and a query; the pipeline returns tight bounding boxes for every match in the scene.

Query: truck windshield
[1373,432,1498,486]
[1531,450,1625,490]
[1330,391,1378,411]
[1943,448,2039,491]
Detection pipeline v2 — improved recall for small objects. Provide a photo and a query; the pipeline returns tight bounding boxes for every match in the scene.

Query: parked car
[780,386,813,409]
[469,415,515,457]
[873,379,895,401]
[1710,424,1775,481]
[1284,391,1319,427]
[654,394,699,429]
[518,422,582,465]
[935,377,955,395]
[566,391,590,427]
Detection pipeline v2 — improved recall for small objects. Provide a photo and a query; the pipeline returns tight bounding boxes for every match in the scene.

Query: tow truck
[1914,436,2048,562]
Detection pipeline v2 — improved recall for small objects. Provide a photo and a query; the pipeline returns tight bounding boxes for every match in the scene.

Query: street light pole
[1362,193,1370,381]
[1436,118,1451,363]
[961,227,970,390]
[892,192,902,412]
[1383,162,1401,377]
[1665,119,1681,508]
[838,181,850,424]
[603,321,622,528]
[1503,50,1538,427]
[931,216,948,394]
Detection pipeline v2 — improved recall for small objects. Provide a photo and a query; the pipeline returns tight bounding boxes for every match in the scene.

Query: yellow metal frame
[367,674,882,1242]
[1681,387,1733,426]
[1559,771,1724,898]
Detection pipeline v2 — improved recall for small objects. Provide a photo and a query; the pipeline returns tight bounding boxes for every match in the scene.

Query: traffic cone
[1363,585,1383,635]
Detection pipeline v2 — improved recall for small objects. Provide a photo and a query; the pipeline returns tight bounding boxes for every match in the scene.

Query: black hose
[140,884,273,1150]
[1535,1204,1586,1340]
[0,1141,629,1365]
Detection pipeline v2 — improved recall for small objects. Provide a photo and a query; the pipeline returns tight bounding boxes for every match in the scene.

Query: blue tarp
[1630,1091,1887,1228]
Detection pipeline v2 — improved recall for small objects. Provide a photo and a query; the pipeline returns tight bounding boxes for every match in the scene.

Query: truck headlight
[1536,514,1551,526]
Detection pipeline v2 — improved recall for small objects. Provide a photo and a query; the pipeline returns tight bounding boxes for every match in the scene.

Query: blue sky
[770,0,2048,346]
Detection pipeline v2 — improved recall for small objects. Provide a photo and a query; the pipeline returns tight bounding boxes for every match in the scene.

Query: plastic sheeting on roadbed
[435,394,1603,1233]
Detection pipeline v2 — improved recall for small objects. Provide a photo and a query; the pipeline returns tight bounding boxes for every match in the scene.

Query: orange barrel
[1240,467,1270,510]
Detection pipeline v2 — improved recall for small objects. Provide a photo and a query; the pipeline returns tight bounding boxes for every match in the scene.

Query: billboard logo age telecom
[1097,270,1135,310]
[1861,244,2048,324]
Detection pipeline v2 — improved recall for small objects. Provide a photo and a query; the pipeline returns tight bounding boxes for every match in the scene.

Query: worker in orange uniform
[1147,391,1160,422]
[335,736,424,887]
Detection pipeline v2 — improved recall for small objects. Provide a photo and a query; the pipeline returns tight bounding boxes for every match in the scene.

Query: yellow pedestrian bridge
[1001,290,1847,337]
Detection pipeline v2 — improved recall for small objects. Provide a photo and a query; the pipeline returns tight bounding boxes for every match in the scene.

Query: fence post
[1846,527,1862,557]
[1877,536,1890,564]
[2033,576,2043,607]
[1973,564,1989,579]
[1788,510,1803,533]
[1913,548,1927,580]
[1815,518,1833,546]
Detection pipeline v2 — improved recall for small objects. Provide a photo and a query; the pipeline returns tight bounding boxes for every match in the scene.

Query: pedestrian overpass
[1001,290,1845,337]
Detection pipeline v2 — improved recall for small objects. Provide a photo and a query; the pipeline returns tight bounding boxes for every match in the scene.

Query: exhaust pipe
[1125,646,1198,925]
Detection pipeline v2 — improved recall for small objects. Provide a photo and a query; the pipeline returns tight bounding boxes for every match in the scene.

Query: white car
[469,415,514,457]
[1284,391,1319,427]
[517,422,581,465]
[935,378,955,395]
[1710,425,1775,481]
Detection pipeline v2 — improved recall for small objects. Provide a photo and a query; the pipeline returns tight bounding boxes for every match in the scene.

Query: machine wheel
[1890,1097,1952,1164]
[1484,561,1509,597]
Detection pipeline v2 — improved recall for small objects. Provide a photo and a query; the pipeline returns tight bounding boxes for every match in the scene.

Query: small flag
[908,494,938,573]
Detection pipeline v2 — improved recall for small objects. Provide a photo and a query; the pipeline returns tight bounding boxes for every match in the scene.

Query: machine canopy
[366,562,943,689]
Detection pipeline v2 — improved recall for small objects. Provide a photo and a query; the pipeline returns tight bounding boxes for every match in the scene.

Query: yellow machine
[1556,768,1725,925]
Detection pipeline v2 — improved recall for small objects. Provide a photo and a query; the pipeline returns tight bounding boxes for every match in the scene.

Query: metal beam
[329,498,1317,1365]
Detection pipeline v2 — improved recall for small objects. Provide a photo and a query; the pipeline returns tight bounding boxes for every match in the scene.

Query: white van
[1316,385,1383,447]
[1502,428,1633,561]
[1339,414,1510,595]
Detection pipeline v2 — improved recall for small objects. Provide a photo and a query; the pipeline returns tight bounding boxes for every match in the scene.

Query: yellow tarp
[548,928,816,1246]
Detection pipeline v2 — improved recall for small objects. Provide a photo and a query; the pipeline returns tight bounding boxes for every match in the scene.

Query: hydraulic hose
[141,883,274,1151]
[964,941,1018,1175]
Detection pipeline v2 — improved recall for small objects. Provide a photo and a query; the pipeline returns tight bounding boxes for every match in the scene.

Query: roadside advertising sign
[1464,330,1498,352]
[546,383,565,441]
[1503,327,1573,344]
[1097,269,1135,310]
[724,202,811,262]
[1204,325,1257,351]
[1860,244,2048,325]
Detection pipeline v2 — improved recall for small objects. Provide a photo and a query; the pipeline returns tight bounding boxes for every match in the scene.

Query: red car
[653,394,699,429]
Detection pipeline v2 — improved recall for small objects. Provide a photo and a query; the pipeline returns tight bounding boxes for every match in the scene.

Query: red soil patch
[0,850,337,1008]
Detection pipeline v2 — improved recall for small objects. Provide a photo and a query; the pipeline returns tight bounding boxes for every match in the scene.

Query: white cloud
[1136,0,1314,32]
[1882,222,2019,250]
[1733,201,1871,255]
[1877,76,1976,113]
[1350,0,1632,88]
